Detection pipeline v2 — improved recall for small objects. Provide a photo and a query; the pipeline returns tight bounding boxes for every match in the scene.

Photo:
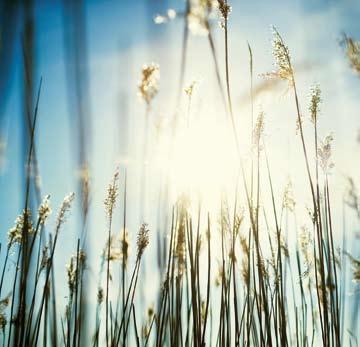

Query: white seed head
[317,133,335,174]
[38,195,52,224]
[309,84,321,124]
[137,223,149,258]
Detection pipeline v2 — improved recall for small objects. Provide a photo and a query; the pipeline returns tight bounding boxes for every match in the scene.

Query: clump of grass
[0,3,359,347]
[341,34,360,76]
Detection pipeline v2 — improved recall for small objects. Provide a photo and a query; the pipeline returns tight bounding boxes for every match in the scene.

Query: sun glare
[153,112,239,211]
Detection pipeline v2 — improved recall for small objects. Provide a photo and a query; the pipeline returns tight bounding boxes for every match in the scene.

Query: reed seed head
[341,34,360,76]
[137,223,149,258]
[56,192,75,232]
[269,26,293,84]
[317,133,335,174]
[187,1,218,35]
[299,225,311,259]
[282,179,295,212]
[309,84,321,124]
[138,63,159,105]
[346,252,360,283]
[241,257,249,285]
[175,198,188,276]
[7,209,34,247]
[184,80,198,98]
[40,245,50,271]
[188,3,209,35]
[0,314,6,331]
[253,110,265,149]
[38,194,51,224]
[0,294,10,331]
[215,264,224,286]
[66,256,76,295]
[121,229,130,266]
[217,0,231,28]
[78,163,90,216]
[104,170,119,219]
[103,230,129,266]
[66,249,86,296]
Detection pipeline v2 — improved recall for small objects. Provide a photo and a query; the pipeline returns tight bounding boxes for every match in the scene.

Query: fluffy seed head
[188,4,209,35]
[137,223,149,258]
[215,264,224,286]
[0,314,6,331]
[186,1,218,35]
[56,193,75,232]
[66,250,85,296]
[38,195,52,224]
[341,34,360,76]
[345,252,360,283]
[103,230,129,266]
[104,171,119,218]
[7,209,34,247]
[299,225,311,257]
[0,293,10,331]
[66,256,76,295]
[309,84,321,124]
[317,133,335,174]
[40,245,50,271]
[269,26,293,83]
[282,179,296,212]
[184,80,198,97]
[253,110,265,149]
[138,63,160,105]
[175,197,188,276]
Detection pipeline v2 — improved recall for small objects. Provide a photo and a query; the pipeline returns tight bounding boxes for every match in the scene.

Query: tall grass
[0,1,359,346]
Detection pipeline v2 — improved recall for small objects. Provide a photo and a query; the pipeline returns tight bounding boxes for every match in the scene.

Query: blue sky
[1,0,360,251]
[1,0,360,337]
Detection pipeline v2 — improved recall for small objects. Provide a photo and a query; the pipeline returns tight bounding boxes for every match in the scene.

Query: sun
[153,111,239,211]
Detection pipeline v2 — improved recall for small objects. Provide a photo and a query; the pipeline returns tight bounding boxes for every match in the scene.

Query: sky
[0,0,360,339]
